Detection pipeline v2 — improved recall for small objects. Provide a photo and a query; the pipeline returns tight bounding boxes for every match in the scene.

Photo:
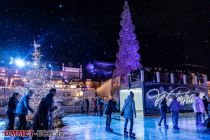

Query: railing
[129,70,207,86]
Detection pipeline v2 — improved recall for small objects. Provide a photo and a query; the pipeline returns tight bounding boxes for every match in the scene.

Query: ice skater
[16,89,34,130]
[80,99,85,114]
[193,93,204,125]
[98,97,104,116]
[122,91,136,137]
[204,116,210,132]
[169,96,181,129]
[93,98,98,115]
[158,97,169,128]
[6,92,19,130]
[85,98,90,113]
[202,96,209,120]
[32,88,57,140]
[104,97,116,132]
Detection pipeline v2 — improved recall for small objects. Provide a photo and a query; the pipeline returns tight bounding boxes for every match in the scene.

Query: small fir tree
[24,41,64,128]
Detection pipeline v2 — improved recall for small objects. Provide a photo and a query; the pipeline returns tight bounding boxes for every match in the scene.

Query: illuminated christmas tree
[24,41,64,128]
[113,1,141,81]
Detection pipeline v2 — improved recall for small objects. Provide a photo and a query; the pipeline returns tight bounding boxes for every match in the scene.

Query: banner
[144,83,208,115]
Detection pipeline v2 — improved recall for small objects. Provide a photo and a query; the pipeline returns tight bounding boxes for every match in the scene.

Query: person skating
[32,88,57,140]
[202,96,209,120]
[80,99,85,114]
[16,89,34,130]
[122,91,136,137]
[158,97,169,128]
[93,99,98,115]
[98,97,104,116]
[169,96,181,129]
[204,116,210,132]
[85,98,90,113]
[193,93,205,125]
[6,92,19,130]
[104,97,116,132]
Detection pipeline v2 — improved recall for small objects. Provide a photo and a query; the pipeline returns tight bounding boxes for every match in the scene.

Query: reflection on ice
[0,113,209,139]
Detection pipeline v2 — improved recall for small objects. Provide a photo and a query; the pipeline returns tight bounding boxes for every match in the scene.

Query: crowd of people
[79,95,120,117]
[6,88,58,140]
[158,93,210,130]
[79,96,105,116]
[78,92,137,137]
[5,87,210,139]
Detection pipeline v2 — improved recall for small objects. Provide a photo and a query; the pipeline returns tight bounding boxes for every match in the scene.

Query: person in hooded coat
[122,91,136,137]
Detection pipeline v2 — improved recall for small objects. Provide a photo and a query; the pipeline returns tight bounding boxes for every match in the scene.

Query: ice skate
[129,132,136,138]
[124,129,128,136]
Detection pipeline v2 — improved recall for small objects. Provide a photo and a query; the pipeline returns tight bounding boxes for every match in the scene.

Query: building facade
[0,63,83,87]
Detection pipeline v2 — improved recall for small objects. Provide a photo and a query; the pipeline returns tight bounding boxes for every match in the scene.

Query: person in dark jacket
[80,99,85,114]
[6,92,19,130]
[98,97,104,117]
[85,98,90,113]
[202,96,209,120]
[93,99,98,115]
[16,90,34,130]
[32,97,47,140]
[105,98,116,132]
[45,88,57,130]
[32,88,57,140]
[158,97,169,128]
[169,96,181,129]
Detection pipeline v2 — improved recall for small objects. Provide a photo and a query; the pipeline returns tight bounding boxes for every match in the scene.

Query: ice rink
[0,113,210,140]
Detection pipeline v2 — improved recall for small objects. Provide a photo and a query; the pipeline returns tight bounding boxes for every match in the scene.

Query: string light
[22,41,64,128]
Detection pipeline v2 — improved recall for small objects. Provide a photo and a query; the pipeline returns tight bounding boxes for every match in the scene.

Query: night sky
[0,0,210,70]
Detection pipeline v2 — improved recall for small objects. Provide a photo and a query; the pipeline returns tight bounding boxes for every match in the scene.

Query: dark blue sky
[0,0,210,70]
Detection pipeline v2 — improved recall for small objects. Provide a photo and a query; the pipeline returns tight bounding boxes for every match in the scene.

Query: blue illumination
[9,57,14,65]
[26,62,31,65]
[14,58,25,67]
[86,63,94,70]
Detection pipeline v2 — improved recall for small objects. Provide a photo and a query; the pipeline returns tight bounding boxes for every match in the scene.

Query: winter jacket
[202,98,209,108]
[7,96,18,114]
[45,92,55,112]
[16,94,34,115]
[193,96,205,113]
[105,100,116,114]
[33,93,56,131]
[160,100,168,112]
[169,99,181,113]
[122,95,136,119]
[85,99,90,106]
[33,98,49,130]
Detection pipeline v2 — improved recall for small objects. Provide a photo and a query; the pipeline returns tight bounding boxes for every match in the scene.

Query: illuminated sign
[144,84,208,115]
[147,87,205,107]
